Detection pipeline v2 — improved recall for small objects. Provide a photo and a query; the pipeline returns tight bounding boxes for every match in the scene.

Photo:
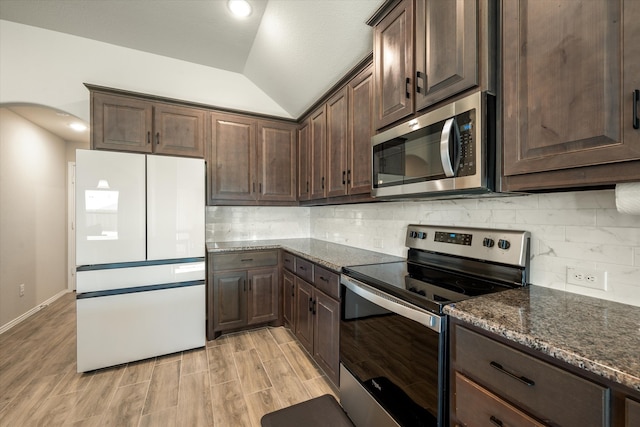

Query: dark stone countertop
[206,238,404,272]
[444,285,640,392]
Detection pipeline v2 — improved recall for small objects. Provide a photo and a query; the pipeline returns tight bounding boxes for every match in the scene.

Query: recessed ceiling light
[228,0,252,18]
[69,122,87,132]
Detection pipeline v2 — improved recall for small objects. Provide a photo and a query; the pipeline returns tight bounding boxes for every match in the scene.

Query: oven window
[372,119,448,188]
[341,287,442,427]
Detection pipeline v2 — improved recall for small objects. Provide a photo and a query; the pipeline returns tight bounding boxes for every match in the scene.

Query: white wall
[0,109,69,327]
[0,20,292,123]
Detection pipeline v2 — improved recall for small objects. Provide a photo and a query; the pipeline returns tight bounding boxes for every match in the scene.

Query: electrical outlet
[567,267,607,290]
[19,283,25,297]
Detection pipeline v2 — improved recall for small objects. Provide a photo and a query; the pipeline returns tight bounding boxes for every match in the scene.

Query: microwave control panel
[457,109,476,177]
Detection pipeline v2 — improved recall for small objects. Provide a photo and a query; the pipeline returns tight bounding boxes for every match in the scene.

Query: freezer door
[75,149,146,265]
[146,156,205,260]
[76,283,205,372]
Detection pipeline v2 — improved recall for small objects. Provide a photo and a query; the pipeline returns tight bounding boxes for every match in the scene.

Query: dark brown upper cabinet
[91,91,205,158]
[414,0,478,111]
[501,0,640,191]
[297,120,311,201]
[310,105,328,200]
[208,112,297,204]
[371,0,490,131]
[348,65,374,195]
[256,120,297,202]
[326,87,350,198]
[373,0,414,130]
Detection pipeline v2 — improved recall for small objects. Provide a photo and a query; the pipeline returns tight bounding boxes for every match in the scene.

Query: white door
[146,156,205,260]
[75,149,146,265]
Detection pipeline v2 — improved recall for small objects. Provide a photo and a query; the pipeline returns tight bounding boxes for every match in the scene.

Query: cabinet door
[212,270,247,332]
[153,104,205,158]
[414,0,478,110]
[313,290,340,386]
[326,87,349,198]
[92,93,153,153]
[374,0,414,130]
[310,106,327,200]
[348,65,374,195]
[627,398,640,427]
[298,120,311,201]
[256,120,297,202]
[294,278,314,353]
[209,113,256,202]
[502,0,640,184]
[282,269,296,328]
[247,267,279,325]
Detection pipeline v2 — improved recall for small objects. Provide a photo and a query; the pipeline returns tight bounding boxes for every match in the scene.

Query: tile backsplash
[206,189,640,307]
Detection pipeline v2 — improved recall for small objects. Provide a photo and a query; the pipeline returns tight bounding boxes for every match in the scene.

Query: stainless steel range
[339,224,531,427]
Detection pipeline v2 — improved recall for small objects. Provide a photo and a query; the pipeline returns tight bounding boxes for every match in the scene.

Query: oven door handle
[341,275,442,333]
[439,117,460,178]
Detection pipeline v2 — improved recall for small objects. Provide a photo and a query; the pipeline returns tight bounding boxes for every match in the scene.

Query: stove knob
[483,237,495,248]
[409,231,417,238]
[417,290,426,296]
[498,239,511,250]
[408,287,418,293]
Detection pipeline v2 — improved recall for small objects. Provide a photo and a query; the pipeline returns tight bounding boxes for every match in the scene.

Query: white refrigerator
[75,149,205,372]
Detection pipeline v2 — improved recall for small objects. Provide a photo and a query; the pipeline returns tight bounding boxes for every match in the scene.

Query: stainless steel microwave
[372,91,497,199]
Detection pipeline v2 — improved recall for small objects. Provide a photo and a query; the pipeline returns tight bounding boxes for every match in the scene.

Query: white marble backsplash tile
[206,206,310,242]
[205,189,640,307]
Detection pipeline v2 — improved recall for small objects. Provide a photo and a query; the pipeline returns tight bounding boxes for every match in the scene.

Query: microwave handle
[440,118,460,177]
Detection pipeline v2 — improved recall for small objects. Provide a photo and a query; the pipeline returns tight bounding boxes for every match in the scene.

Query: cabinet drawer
[211,251,278,271]
[295,257,314,283]
[455,325,609,427]
[454,372,545,427]
[283,252,295,273]
[313,266,340,300]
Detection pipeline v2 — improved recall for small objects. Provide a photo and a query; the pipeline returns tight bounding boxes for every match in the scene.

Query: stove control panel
[406,224,530,267]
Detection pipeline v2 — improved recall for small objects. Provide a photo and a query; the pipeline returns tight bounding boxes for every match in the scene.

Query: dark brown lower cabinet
[293,277,340,386]
[282,251,340,386]
[282,269,295,328]
[450,319,640,427]
[208,251,279,339]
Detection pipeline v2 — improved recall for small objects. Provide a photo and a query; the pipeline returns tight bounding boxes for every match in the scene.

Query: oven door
[340,275,447,427]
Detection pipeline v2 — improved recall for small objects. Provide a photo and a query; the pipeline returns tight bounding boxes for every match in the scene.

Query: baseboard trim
[0,290,71,335]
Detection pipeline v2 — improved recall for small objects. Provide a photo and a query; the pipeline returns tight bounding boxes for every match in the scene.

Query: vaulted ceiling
[0,0,383,119]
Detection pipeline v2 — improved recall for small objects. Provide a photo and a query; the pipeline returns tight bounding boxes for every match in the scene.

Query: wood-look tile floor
[0,292,338,427]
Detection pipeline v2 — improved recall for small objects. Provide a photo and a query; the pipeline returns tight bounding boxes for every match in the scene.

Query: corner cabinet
[207,250,279,339]
[501,0,640,191]
[208,113,297,204]
[90,90,205,158]
[282,252,341,386]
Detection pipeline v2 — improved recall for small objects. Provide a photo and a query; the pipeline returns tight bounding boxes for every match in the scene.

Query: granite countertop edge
[444,293,640,393]
[206,238,404,272]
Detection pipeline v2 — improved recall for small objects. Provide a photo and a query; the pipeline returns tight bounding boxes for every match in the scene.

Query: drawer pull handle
[241,258,254,262]
[308,297,313,312]
[490,361,535,387]
[319,276,329,282]
[285,259,291,263]
[299,266,307,271]
[489,416,503,427]
[634,89,639,129]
